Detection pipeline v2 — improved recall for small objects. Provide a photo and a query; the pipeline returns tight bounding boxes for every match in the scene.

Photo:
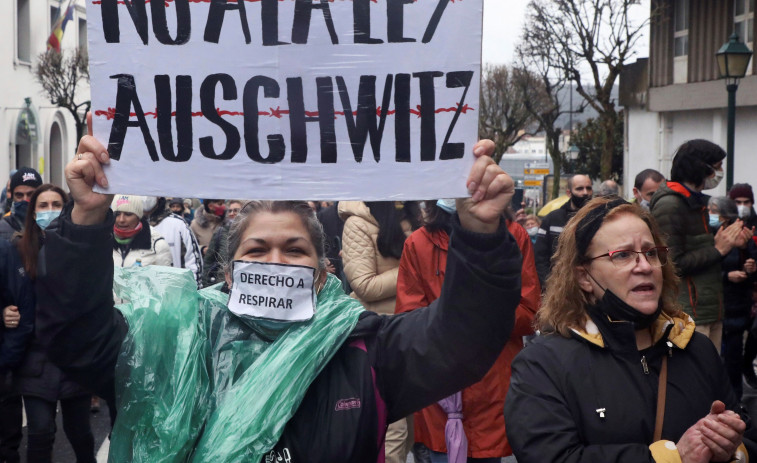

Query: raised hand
[456,140,514,234]
[67,112,113,225]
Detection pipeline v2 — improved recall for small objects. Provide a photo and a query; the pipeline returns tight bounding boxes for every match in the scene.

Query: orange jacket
[395,220,540,457]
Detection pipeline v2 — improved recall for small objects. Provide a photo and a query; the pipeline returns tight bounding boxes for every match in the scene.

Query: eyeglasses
[588,246,669,268]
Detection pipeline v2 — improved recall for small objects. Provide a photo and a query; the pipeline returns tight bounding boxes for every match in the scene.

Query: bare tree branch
[34,49,90,142]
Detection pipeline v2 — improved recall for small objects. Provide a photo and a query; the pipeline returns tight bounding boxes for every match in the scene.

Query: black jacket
[0,239,35,376]
[505,306,755,462]
[36,204,521,462]
[534,199,577,287]
[0,215,23,242]
[721,240,757,319]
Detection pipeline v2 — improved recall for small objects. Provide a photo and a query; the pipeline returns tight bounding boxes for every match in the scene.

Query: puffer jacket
[505,307,753,462]
[112,219,172,268]
[339,201,408,315]
[650,182,723,324]
[395,221,540,457]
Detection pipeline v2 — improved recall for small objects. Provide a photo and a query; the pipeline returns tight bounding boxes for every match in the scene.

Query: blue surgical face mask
[436,199,457,214]
[709,213,722,228]
[35,210,61,229]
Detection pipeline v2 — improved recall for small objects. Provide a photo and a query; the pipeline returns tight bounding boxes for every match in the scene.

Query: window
[78,18,87,52]
[16,0,31,63]
[674,0,689,57]
[734,0,754,73]
[51,5,60,32]
[673,0,689,83]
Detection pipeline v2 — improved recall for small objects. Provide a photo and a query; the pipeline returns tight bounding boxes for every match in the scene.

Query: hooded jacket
[650,182,723,325]
[505,308,752,462]
[113,219,173,268]
[395,220,540,457]
[149,206,203,287]
[339,201,410,315]
[35,204,522,462]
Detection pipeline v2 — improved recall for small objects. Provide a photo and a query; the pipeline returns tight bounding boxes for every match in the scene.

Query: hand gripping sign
[87,0,483,200]
[228,261,317,323]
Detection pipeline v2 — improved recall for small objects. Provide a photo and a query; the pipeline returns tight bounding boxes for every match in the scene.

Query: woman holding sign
[34,120,520,462]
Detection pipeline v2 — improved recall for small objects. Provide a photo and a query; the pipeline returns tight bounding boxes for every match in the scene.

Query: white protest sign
[228,261,317,322]
[87,0,483,200]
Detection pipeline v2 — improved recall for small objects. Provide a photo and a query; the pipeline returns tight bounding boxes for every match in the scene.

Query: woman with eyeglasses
[505,196,753,463]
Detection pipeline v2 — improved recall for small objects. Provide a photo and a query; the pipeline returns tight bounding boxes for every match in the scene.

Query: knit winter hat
[10,167,42,194]
[729,183,754,203]
[111,195,144,216]
[168,197,184,207]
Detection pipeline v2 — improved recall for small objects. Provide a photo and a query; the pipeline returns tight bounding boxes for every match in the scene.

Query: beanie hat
[111,195,144,216]
[168,197,184,207]
[729,183,754,203]
[10,167,42,194]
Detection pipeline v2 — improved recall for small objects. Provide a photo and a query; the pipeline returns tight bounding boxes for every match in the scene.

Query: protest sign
[88,0,483,200]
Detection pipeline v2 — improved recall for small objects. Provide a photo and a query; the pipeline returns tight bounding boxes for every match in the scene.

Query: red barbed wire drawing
[94,103,474,121]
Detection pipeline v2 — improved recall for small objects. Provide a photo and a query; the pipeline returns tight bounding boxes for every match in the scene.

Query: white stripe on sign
[549,226,564,233]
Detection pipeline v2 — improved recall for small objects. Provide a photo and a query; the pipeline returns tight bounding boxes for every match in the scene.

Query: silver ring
[78,153,83,161]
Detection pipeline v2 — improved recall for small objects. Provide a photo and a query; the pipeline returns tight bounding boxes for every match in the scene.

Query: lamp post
[716,32,752,190]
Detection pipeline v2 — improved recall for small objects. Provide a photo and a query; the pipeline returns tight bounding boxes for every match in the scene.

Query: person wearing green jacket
[650,139,751,352]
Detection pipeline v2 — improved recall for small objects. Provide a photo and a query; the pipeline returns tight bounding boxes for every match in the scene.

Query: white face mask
[738,204,751,219]
[227,261,317,326]
[639,199,650,211]
[704,169,724,190]
[526,226,539,237]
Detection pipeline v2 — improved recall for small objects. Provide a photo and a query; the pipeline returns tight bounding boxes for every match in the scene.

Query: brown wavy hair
[537,196,683,337]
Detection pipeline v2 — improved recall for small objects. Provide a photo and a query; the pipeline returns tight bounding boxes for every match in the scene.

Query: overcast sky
[481,0,651,66]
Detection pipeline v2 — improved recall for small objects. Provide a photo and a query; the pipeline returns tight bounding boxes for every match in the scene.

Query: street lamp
[716,32,752,190]
[566,144,580,174]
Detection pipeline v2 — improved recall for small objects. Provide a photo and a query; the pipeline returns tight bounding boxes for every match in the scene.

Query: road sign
[524,162,550,176]
[525,168,550,175]
[523,179,543,187]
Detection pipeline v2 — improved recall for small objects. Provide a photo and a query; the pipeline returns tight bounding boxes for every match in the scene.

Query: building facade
[622,0,757,198]
[1,0,88,188]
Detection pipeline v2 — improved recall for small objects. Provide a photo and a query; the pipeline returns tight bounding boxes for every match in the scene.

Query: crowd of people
[1,131,756,463]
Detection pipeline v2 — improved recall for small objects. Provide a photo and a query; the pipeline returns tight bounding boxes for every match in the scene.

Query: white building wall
[625,105,757,198]
[0,0,88,187]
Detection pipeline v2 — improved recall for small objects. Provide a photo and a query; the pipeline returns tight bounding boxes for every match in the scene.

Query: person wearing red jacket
[396,200,540,462]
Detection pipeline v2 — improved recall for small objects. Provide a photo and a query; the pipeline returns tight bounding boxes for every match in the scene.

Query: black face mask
[585,269,661,330]
[596,288,662,330]
[11,201,29,223]
[571,195,590,209]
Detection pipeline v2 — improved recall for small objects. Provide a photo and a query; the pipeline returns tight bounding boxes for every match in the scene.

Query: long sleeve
[509,222,540,337]
[181,220,203,287]
[342,217,399,302]
[364,216,521,422]
[0,241,35,374]
[394,237,432,314]
[652,195,721,275]
[35,203,127,404]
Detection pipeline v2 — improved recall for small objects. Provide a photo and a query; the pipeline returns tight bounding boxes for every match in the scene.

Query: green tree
[34,48,90,142]
[478,64,541,164]
[568,112,624,181]
[523,0,651,180]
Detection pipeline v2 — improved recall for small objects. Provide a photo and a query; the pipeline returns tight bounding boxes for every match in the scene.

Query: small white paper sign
[228,261,316,322]
[87,0,483,200]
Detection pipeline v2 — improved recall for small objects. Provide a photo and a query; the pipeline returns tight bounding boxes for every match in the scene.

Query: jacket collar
[570,310,695,351]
